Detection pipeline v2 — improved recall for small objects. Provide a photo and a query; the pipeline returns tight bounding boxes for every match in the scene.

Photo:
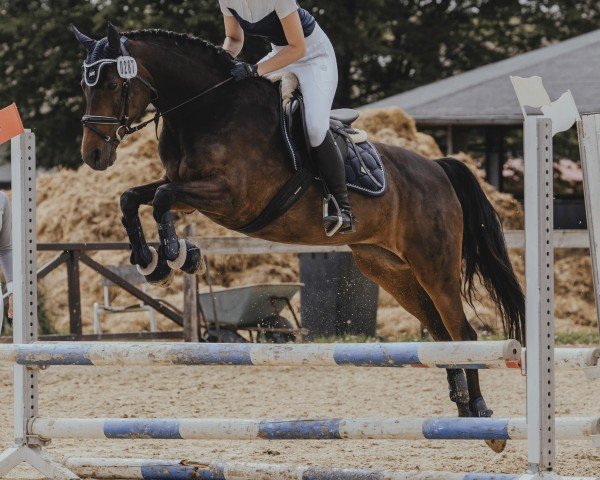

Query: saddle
[237,74,386,235]
[280,87,386,196]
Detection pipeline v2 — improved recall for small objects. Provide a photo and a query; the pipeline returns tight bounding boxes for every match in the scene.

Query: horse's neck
[132,40,231,116]
[130,38,286,187]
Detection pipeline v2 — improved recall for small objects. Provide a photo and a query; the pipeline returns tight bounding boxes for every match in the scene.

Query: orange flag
[0,103,25,145]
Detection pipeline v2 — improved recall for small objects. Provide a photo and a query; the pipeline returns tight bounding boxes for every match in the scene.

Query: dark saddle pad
[281,90,386,197]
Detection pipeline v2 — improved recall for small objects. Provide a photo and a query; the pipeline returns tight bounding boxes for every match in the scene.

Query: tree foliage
[0,0,598,168]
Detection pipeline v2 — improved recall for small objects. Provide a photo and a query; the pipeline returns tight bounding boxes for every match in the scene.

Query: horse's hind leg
[350,245,471,413]
[351,245,505,453]
[405,247,506,453]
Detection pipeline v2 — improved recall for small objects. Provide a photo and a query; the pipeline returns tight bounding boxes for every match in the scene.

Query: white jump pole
[0,132,80,479]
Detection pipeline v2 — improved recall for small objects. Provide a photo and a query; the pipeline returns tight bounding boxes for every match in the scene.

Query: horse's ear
[71,24,96,52]
[106,22,121,56]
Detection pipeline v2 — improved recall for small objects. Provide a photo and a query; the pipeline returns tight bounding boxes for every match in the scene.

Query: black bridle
[81,61,233,147]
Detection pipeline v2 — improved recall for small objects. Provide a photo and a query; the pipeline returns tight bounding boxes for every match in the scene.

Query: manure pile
[34,107,596,336]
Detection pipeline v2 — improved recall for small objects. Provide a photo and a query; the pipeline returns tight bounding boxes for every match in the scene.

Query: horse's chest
[161,141,229,183]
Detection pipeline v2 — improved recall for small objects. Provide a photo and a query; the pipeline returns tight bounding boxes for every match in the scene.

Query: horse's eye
[107,82,118,91]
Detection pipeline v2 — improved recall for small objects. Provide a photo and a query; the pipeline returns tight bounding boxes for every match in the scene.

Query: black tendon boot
[313,132,356,235]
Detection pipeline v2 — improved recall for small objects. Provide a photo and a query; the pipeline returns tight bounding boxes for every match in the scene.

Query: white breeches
[261,24,338,147]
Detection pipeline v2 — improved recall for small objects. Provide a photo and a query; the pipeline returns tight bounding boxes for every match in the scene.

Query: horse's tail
[434,157,525,344]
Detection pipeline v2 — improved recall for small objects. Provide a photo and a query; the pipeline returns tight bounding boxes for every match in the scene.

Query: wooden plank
[504,230,589,249]
[0,331,184,343]
[190,232,590,255]
[37,252,70,280]
[37,242,134,251]
[36,230,591,258]
[189,236,352,255]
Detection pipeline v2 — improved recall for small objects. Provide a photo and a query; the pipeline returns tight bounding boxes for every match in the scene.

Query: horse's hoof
[167,239,206,275]
[485,439,507,453]
[144,250,174,287]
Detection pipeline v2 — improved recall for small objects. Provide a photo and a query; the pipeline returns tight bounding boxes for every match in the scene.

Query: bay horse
[73,24,524,452]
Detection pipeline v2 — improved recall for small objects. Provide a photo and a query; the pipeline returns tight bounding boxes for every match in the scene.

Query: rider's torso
[220,0,316,46]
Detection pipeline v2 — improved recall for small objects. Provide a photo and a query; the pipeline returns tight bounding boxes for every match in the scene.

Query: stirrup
[322,194,343,237]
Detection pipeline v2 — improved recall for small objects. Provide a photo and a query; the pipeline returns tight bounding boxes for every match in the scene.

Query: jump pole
[62,457,600,480]
[1,341,595,369]
[0,340,523,368]
[28,416,600,441]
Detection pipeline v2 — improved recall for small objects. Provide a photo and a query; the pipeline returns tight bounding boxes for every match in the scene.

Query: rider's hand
[231,62,260,81]
[7,294,12,319]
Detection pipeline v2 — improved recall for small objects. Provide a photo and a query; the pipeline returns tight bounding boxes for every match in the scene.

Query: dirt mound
[35,107,596,336]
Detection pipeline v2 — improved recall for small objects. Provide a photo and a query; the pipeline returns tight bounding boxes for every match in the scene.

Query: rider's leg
[287,33,355,233]
[314,131,355,233]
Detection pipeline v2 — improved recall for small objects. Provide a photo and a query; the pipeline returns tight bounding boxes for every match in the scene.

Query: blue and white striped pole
[63,457,600,480]
[30,417,599,441]
[0,341,522,368]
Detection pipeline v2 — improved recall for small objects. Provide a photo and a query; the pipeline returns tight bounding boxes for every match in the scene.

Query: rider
[220,0,355,234]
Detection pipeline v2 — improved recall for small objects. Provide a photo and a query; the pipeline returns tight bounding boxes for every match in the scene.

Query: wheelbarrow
[198,283,305,343]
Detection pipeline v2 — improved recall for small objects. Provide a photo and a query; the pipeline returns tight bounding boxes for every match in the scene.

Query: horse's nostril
[91,148,101,165]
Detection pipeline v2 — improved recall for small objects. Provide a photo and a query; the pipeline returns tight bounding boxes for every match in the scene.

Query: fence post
[524,116,556,473]
[183,225,199,342]
[578,114,600,337]
[66,250,82,336]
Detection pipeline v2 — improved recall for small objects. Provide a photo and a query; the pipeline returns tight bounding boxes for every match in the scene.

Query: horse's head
[73,23,155,170]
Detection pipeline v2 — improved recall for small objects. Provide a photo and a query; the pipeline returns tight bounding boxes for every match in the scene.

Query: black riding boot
[313,132,356,234]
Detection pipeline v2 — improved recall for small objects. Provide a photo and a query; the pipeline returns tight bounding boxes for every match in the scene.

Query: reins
[82,67,234,146]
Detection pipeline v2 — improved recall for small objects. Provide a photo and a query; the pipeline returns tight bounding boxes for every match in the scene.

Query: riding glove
[231,62,260,81]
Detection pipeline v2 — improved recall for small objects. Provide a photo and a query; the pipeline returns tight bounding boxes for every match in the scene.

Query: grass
[311,330,599,346]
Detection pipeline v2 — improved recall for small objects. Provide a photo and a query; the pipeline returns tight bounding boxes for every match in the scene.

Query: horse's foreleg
[120,179,173,285]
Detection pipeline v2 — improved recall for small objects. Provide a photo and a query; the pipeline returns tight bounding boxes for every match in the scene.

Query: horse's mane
[121,28,278,109]
[122,28,235,66]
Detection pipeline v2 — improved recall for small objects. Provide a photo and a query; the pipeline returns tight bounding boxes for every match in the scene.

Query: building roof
[364,29,600,126]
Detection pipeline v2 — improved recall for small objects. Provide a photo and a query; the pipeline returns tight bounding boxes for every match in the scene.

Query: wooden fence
[0,230,591,343]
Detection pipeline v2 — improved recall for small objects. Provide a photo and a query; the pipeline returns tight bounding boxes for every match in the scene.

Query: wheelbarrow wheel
[257,315,295,343]
[203,327,248,343]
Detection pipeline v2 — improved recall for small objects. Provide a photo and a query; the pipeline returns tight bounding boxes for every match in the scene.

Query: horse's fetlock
[470,396,493,418]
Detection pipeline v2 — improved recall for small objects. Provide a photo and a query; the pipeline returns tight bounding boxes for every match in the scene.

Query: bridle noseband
[81,49,233,147]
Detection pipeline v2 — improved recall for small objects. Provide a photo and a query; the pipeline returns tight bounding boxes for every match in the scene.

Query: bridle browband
[81,46,234,147]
